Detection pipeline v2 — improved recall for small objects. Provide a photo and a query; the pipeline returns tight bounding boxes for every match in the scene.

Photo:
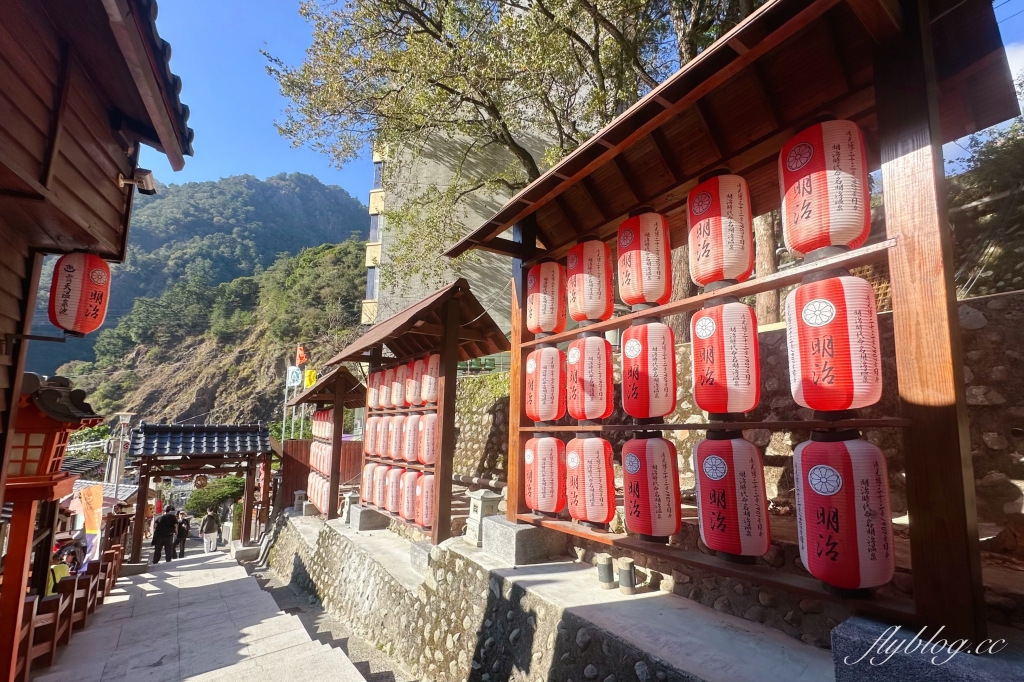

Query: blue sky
[138,0,372,202]
[141,1,1024,199]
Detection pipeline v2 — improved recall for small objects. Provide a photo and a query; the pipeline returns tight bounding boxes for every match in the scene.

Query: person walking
[151,505,178,564]
[175,511,190,559]
[200,507,221,553]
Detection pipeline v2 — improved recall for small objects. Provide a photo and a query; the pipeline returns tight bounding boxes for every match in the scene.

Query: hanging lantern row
[363,411,438,465]
[309,440,334,478]
[312,409,334,440]
[361,463,433,528]
[367,354,441,409]
[306,470,331,515]
[48,252,111,336]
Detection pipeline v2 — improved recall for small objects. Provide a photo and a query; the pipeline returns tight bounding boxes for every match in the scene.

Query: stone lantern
[464,488,503,547]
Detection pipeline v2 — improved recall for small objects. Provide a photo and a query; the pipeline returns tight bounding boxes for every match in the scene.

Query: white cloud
[1004,42,1024,83]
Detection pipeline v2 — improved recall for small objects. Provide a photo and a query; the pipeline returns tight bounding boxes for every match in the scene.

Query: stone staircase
[32,551,365,682]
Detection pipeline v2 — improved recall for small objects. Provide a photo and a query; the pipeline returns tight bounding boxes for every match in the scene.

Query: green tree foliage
[184,475,247,515]
[267,0,757,287]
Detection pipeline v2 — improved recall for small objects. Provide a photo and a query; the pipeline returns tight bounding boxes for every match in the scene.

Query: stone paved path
[33,550,365,682]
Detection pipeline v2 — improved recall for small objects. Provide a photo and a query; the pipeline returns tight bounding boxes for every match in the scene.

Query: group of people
[151,506,222,564]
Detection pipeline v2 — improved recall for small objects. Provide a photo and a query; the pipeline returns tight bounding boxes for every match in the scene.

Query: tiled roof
[129,424,271,458]
[61,456,106,477]
[136,0,194,156]
[70,480,138,503]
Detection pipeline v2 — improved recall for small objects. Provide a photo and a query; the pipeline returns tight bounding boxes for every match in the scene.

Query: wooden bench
[28,586,72,669]
[13,596,37,682]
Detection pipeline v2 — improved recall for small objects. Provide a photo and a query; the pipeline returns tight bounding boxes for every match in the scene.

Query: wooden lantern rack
[285,365,367,518]
[325,278,510,544]
[445,0,1019,641]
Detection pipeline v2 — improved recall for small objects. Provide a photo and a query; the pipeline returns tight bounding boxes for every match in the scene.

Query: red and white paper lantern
[567,239,614,322]
[687,175,754,286]
[385,467,403,513]
[415,474,435,528]
[408,359,425,407]
[566,336,613,421]
[622,437,681,539]
[368,372,382,410]
[794,436,894,590]
[527,261,567,334]
[361,462,378,503]
[400,470,420,520]
[402,414,421,462]
[392,364,408,407]
[377,416,392,459]
[525,347,567,423]
[785,276,882,411]
[388,415,406,460]
[380,368,394,408]
[565,437,615,525]
[691,302,760,414]
[418,412,438,465]
[693,437,770,557]
[617,213,672,308]
[364,416,380,456]
[524,437,567,514]
[373,465,390,508]
[779,120,870,257]
[422,354,440,404]
[622,322,677,418]
[48,253,111,335]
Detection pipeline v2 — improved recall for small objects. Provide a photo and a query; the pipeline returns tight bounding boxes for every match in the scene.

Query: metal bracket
[2,333,67,355]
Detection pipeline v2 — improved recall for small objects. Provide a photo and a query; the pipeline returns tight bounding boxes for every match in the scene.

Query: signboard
[80,484,103,562]
[287,366,303,387]
[304,369,317,388]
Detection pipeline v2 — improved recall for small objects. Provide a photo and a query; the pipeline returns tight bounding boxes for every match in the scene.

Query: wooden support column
[30,500,59,596]
[242,456,256,545]
[328,384,345,519]
[130,468,149,563]
[0,499,39,680]
[506,218,536,522]
[875,0,985,641]
[431,298,459,544]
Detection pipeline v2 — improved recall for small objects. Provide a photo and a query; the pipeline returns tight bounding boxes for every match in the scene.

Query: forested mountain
[28,173,368,374]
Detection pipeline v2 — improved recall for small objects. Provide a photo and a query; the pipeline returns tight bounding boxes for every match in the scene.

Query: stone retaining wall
[268,514,726,682]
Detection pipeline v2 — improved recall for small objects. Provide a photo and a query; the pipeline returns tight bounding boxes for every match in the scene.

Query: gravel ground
[247,564,419,682]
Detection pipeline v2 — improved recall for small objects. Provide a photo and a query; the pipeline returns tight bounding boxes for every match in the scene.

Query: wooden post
[431,297,459,544]
[242,456,256,545]
[30,500,59,596]
[506,219,536,521]
[130,468,149,563]
[0,499,38,680]
[328,380,345,519]
[875,0,986,641]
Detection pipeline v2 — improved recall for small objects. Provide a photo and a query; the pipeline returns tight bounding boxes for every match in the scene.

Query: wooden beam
[471,236,536,260]
[42,43,72,189]
[694,99,727,159]
[554,195,583,235]
[612,155,642,204]
[845,0,902,43]
[579,177,612,221]
[748,66,783,128]
[409,322,485,341]
[649,128,683,184]
[259,452,272,524]
[874,0,984,641]
[506,219,536,522]
[431,298,458,544]
[130,470,149,563]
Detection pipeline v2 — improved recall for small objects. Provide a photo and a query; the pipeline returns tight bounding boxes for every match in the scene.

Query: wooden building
[448,0,1017,643]
[0,0,191,676]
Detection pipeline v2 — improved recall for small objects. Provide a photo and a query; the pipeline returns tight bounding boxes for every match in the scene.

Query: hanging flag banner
[286,366,303,387]
[304,369,317,388]
[80,484,103,562]
[296,344,308,366]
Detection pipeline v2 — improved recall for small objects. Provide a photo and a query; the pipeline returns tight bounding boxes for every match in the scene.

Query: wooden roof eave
[445,0,1015,263]
[287,366,367,408]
